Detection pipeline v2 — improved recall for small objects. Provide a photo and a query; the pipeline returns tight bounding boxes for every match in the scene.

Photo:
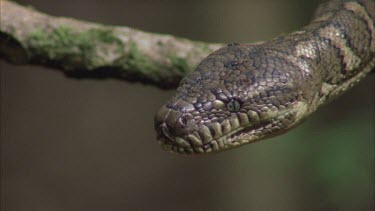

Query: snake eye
[227,100,241,112]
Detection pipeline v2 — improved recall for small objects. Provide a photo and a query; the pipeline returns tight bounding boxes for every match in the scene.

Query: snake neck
[265,0,375,112]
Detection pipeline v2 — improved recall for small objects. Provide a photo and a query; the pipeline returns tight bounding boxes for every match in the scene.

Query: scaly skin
[154,0,375,154]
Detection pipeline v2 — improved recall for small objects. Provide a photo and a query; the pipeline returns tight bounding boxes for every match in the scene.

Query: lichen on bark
[0,0,224,88]
[27,26,125,70]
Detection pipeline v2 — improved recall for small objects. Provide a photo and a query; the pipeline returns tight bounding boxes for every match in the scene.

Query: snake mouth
[157,109,295,155]
[158,124,265,154]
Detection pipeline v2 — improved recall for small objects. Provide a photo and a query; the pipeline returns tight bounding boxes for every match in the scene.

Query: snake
[154,0,375,154]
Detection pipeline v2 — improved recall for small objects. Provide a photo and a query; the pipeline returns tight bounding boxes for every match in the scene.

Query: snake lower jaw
[158,130,263,155]
[156,109,297,155]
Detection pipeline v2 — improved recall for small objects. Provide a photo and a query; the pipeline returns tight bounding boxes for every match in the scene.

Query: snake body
[154,0,375,154]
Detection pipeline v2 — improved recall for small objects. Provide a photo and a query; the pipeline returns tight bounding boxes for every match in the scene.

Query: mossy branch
[0,0,224,88]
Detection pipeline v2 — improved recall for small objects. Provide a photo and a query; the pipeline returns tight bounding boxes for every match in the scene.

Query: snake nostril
[158,123,174,142]
[179,113,193,126]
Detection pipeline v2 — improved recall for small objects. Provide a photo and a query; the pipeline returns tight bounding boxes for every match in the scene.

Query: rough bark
[0,0,224,88]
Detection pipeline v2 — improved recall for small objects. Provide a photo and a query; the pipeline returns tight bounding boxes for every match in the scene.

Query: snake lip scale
[155,0,375,155]
[157,121,268,155]
[155,101,299,154]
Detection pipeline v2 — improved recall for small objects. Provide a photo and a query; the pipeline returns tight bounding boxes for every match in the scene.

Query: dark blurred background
[1,0,374,210]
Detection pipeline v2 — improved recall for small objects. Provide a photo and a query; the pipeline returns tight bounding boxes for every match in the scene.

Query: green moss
[27,26,124,69]
[119,41,190,83]
[116,40,172,83]
[168,54,190,74]
[26,26,196,84]
[126,41,154,72]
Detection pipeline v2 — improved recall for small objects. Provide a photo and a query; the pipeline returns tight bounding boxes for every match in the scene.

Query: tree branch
[0,0,224,88]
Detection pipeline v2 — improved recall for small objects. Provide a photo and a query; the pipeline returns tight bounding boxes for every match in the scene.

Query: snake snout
[155,105,197,140]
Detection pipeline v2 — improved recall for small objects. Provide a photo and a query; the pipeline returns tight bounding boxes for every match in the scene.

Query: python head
[154,44,314,154]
